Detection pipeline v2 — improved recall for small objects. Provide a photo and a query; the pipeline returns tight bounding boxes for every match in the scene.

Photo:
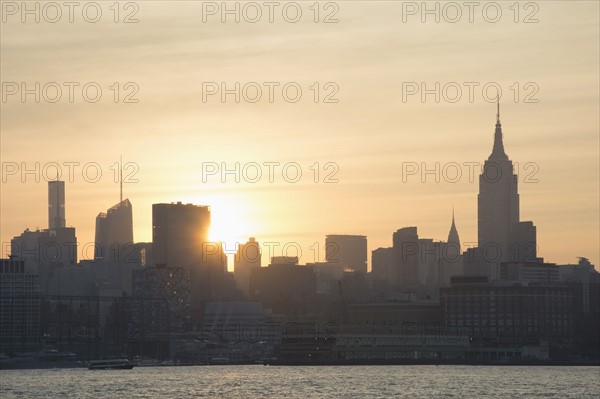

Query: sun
[179,192,259,270]
[209,201,254,246]
[199,194,255,244]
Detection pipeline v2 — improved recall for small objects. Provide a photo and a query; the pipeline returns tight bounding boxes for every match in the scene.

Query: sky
[1,1,598,271]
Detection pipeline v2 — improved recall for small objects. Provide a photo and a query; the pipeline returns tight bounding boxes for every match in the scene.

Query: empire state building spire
[478,100,521,264]
[489,98,508,161]
[496,97,500,123]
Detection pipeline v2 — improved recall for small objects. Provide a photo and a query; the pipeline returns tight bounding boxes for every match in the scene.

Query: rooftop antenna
[120,155,123,203]
[496,95,500,123]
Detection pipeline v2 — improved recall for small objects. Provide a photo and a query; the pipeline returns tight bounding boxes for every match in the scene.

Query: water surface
[1,365,598,398]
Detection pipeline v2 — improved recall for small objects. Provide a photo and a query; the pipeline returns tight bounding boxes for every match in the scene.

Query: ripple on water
[0,366,599,399]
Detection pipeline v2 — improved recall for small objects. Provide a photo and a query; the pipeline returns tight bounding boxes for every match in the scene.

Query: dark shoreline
[261,359,600,367]
[2,360,599,370]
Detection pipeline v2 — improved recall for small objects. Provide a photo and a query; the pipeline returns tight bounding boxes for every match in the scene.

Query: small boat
[88,358,134,370]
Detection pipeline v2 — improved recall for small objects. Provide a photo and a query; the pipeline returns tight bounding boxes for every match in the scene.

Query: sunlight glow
[182,193,257,268]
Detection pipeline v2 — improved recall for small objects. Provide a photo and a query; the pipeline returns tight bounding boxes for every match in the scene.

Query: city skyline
[1,102,597,271]
[1,2,598,269]
[1,1,599,387]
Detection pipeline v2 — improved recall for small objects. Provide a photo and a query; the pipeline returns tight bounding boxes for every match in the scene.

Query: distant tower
[94,162,134,263]
[93,163,134,289]
[234,237,261,296]
[94,199,134,289]
[439,210,463,285]
[94,212,108,260]
[152,202,211,269]
[325,235,368,273]
[48,180,66,229]
[95,199,133,257]
[392,227,419,287]
[447,206,461,254]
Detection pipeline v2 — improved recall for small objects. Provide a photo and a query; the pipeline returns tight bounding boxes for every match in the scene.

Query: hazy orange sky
[1,1,598,270]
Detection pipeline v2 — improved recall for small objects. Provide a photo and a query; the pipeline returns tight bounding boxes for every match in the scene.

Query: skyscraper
[152,202,216,314]
[392,227,419,288]
[325,235,368,273]
[94,199,134,290]
[447,207,461,256]
[478,103,520,262]
[152,202,211,269]
[371,247,393,281]
[0,259,40,353]
[94,213,108,260]
[94,199,134,262]
[439,210,463,285]
[12,181,77,294]
[234,237,261,296]
[477,103,537,268]
[48,180,65,229]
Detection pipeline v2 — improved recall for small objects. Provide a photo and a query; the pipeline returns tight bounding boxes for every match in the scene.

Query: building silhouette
[94,199,134,290]
[2,103,598,365]
[499,261,559,283]
[441,276,575,358]
[132,242,153,269]
[371,247,393,281]
[48,180,65,230]
[325,235,367,273]
[200,241,229,302]
[234,237,261,297]
[392,227,420,290]
[478,102,520,261]
[438,210,463,286]
[447,208,460,255]
[249,258,316,314]
[477,102,537,273]
[0,259,40,353]
[132,264,191,334]
[152,202,231,317]
[152,202,210,270]
[417,238,442,298]
[558,258,600,358]
[11,182,77,294]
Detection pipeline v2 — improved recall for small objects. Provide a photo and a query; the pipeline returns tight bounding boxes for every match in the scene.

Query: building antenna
[120,155,123,203]
[496,95,500,123]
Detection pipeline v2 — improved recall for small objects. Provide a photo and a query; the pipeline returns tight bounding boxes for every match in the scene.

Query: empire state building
[477,103,537,264]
